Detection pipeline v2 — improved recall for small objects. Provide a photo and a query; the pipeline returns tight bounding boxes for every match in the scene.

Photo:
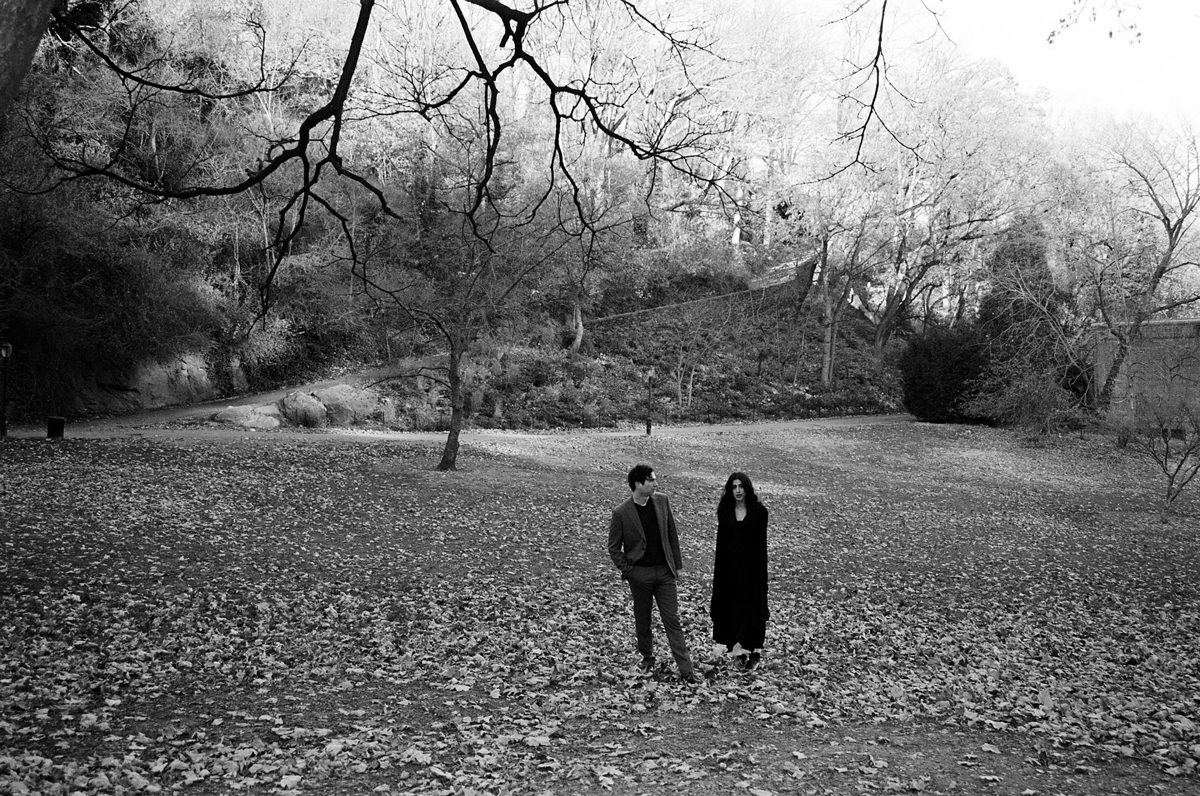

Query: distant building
[1094,319,1200,415]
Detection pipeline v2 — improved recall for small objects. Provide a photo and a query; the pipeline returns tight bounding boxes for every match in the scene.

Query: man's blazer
[608,493,683,578]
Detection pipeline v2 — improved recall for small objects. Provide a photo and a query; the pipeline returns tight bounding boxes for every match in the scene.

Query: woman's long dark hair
[718,471,763,516]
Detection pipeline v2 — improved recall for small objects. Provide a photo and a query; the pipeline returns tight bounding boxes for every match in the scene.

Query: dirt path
[2,370,914,443]
[6,410,913,443]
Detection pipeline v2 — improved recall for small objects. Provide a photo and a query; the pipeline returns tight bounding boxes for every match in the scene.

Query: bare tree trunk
[949,285,968,327]
[1096,333,1131,412]
[818,248,839,385]
[872,292,904,351]
[821,277,854,385]
[437,341,464,471]
[821,319,837,385]
[793,249,820,318]
[232,222,242,287]
[568,300,585,353]
[0,0,56,119]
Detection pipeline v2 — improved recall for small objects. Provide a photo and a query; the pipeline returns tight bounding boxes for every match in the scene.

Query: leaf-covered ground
[2,420,1198,795]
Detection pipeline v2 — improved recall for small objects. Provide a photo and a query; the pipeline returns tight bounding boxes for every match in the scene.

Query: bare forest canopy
[1,0,1198,467]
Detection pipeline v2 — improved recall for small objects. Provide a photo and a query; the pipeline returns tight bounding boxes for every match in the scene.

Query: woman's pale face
[731,479,746,502]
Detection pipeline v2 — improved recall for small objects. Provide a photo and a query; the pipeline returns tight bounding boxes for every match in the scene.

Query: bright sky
[933,1,1200,124]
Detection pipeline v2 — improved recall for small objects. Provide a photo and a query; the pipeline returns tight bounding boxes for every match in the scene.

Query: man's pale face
[635,472,657,500]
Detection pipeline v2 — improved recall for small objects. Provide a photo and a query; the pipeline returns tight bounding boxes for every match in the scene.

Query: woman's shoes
[716,645,762,671]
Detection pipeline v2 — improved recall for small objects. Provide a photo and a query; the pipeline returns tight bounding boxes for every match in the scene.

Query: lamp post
[0,340,11,440]
[645,366,655,436]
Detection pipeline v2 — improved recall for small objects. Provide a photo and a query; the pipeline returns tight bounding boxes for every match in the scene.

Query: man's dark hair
[627,464,655,491]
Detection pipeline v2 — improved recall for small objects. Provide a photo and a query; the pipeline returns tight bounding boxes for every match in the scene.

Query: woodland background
[2,4,1200,793]
[1,0,1199,470]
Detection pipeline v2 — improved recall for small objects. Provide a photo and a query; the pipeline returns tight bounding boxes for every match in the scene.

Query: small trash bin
[47,416,65,438]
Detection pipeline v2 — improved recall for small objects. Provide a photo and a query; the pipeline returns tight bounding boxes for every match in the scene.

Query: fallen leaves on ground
[0,423,1197,794]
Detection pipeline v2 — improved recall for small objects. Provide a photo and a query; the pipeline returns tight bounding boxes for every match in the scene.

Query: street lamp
[0,340,11,440]
[645,366,655,436]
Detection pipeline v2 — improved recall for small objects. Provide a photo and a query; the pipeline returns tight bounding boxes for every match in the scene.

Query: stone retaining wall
[1094,319,1200,414]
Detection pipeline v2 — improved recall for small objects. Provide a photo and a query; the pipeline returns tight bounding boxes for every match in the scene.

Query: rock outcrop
[83,354,226,415]
[209,385,384,430]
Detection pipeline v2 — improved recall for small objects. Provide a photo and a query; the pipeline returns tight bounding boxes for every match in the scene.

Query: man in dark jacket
[607,463,697,683]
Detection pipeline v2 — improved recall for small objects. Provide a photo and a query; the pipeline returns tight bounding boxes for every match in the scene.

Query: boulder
[210,404,281,430]
[241,413,280,431]
[312,384,379,426]
[280,391,327,428]
[211,405,255,424]
[325,402,354,427]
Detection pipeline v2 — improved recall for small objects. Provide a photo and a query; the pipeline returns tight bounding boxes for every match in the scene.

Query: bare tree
[5,0,732,468]
[780,171,888,384]
[1117,396,1200,522]
[9,1,727,290]
[663,297,737,411]
[845,51,1042,350]
[1069,124,1200,411]
[1047,0,1142,44]
[827,0,914,173]
[967,219,1094,432]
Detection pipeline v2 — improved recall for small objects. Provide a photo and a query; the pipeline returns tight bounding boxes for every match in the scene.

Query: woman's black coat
[709,503,769,650]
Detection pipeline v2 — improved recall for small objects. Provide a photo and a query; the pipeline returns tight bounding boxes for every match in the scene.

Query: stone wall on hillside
[1095,319,1200,414]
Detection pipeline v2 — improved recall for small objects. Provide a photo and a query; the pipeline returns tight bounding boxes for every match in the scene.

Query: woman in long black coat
[710,471,769,670]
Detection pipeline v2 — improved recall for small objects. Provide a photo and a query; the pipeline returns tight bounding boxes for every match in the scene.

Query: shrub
[0,199,225,416]
[238,310,377,392]
[897,327,989,423]
[964,369,1080,434]
[1109,397,1200,521]
[484,348,635,428]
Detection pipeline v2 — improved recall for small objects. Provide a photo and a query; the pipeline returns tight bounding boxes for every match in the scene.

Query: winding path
[3,376,913,443]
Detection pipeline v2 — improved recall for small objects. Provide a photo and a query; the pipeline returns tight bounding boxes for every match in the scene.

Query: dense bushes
[477,349,640,429]
[0,194,224,415]
[897,327,989,423]
[0,191,904,426]
[410,344,902,430]
[0,194,393,417]
[896,313,1088,430]
[472,287,904,427]
[237,308,378,393]
[959,219,1093,432]
[586,282,902,424]
[593,241,752,316]
[367,279,904,432]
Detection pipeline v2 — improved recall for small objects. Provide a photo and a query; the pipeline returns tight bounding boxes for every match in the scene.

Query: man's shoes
[745,652,761,671]
[679,672,701,685]
[637,658,655,674]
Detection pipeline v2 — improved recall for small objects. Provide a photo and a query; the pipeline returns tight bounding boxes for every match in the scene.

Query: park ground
[2,415,1199,795]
